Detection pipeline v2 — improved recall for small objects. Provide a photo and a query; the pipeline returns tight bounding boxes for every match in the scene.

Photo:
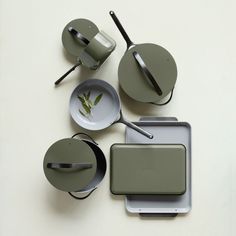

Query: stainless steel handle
[118,112,153,139]
[133,51,162,96]
[68,27,90,45]
[55,61,81,85]
[109,10,133,49]
[47,162,93,170]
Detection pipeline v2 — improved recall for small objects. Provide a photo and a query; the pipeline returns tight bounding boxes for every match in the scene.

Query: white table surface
[0,0,235,235]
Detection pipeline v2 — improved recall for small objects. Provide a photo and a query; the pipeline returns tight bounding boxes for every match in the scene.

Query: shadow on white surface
[109,192,124,201]
[118,86,162,117]
[44,186,97,217]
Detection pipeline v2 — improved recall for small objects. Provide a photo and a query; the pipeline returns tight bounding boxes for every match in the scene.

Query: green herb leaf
[79,109,86,117]
[78,91,103,118]
[87,91,91,99]
[82,103,91,114]
[88,99,94,108]
[84,99,90,108]
[94,93,103,105]
[78,95,85,103]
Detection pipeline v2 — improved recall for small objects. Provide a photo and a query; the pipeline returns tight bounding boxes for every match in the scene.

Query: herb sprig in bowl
[78,91,103,117]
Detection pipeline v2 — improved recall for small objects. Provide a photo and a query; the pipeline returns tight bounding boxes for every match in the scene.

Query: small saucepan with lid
[55,18,116,85]
[43,133,106,200]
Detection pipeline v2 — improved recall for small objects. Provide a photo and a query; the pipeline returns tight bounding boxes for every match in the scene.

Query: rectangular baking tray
[110,144,186,195]
[125,117,192,215]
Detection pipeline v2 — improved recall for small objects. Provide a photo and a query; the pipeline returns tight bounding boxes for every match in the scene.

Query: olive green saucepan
[109,11,177,104]
[43,133,106,200]
[55,18,116,85]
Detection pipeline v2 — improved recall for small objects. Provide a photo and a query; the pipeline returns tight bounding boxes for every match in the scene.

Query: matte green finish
[110,144,186,195]
[80,31,116,69]
[43,138,97,192]
[118,43,177,103]
[62,19,99,57]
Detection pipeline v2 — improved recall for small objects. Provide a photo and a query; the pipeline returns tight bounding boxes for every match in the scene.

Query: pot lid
[62,19,99,57]
[43,138,97,192]
[118,43,177,103]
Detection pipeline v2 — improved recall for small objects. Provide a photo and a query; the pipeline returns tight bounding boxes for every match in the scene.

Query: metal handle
[47,162,93,170]
[133,51,162,96]
[68,188,97,200]
[71,132,98,145]
[55,61,81,85]
[68,27,90,45]
[109,10,133,49]
[118,112,153,139]
[151,89,174,106]
[139,213,178,217]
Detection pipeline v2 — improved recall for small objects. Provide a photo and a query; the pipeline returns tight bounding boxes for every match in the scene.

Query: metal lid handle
[47,162,93,170]
[133,51,162,96]
[68,27,90,45]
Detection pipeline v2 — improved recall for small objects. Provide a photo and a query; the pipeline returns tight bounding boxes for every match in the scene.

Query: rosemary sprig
[78,91,103,117]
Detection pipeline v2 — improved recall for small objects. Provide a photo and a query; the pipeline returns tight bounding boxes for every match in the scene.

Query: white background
[0,0,235,235]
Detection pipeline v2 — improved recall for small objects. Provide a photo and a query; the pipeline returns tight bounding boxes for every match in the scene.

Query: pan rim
[69,78,121,130]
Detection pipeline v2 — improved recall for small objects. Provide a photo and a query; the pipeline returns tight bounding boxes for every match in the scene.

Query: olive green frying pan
[109,11,177,104]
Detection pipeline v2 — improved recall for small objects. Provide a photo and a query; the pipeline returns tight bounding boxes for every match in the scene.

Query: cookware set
[43,11,191,217]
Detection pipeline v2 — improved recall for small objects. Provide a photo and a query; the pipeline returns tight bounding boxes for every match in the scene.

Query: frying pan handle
[118,112,153,139]
[47,163,93,170]
[109,11,134,49]
[55,61,81,85]
[133,51,163,96]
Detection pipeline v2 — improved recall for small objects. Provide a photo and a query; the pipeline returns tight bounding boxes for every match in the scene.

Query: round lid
[62,19,99,57]
[118,43,177,103]
[43,138,97,192]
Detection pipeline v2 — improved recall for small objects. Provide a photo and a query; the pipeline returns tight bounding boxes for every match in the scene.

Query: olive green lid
[43,138,97,192]
[62,19,99,57]
[118,43,177,103]
[110,144,186,195]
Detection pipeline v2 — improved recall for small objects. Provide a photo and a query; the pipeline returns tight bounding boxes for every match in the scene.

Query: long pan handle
[55,61,81,85]
[109,11,133,49]
[118,112,153,139]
